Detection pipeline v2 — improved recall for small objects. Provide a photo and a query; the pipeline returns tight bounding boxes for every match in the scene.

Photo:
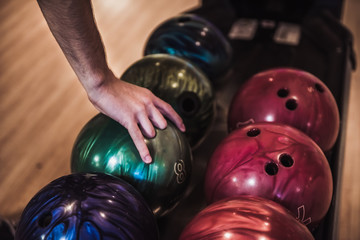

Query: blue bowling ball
[144,14,233,80]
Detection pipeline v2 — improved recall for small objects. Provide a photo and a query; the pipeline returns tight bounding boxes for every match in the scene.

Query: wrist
[82,68,115,103]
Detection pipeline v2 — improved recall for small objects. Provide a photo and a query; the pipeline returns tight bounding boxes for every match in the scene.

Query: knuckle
[124,121,136,132]
[158,101,171,112]
[133,104,146,115]
[142,88,153,96]
[142,98,152,106]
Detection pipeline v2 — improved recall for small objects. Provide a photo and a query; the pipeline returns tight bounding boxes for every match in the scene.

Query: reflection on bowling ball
[179,196,314,240]
[228,68,340,152]
[15,173,158,240]
[204,123,333,231]
[121,54,215,148]
[144,14,233,80]
[71,113,193,217]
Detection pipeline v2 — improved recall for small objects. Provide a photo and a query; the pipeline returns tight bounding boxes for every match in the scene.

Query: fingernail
[181,123,186,132]
[144,155,152,164]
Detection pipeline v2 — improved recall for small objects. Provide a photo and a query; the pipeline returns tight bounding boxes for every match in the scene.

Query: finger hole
[38,211,52,228]
[177,91,200,117]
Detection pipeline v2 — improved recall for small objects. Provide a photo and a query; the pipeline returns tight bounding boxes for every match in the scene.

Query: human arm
[36,0,185,163]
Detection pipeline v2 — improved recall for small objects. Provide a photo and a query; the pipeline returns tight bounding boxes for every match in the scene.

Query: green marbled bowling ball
[121,54,215,148]
[71,113,193,217]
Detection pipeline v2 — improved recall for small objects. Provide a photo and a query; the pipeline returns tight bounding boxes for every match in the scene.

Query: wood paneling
[339,0,360,239]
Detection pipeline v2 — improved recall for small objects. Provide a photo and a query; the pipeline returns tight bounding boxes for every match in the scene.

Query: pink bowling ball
[179,196,315,240]
[204,123,333,231]
[228,68,340,152]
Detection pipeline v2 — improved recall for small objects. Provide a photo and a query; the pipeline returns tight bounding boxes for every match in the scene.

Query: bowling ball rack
[158,0,356,239]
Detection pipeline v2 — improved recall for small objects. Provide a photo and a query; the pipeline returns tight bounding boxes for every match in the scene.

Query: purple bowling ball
[204,123,333,231]
[15,173,159,240]
[228,68,340,152]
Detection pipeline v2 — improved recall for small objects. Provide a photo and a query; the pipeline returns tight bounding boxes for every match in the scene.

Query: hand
[87,71,186,164]
[36,0,185,164]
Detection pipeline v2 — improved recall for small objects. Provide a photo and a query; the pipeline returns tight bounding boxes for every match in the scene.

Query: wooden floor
[0,0,359,239]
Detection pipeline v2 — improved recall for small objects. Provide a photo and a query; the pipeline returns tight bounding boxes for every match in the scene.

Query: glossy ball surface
[15,173,158,240]
[228,68,340,152]
[71,114,192,217]
[121,54,215,148]
[204,123,333,230]
[179,196,314,240]
[144,14,233,80]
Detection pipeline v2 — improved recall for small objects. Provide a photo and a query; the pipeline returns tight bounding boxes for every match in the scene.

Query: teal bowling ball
[71,113,193,217]
[121,54,215,148]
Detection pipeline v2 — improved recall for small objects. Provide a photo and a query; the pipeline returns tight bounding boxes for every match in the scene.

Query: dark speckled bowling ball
[144,14,233,80]
[179,196,314,240]
[71,113,193,217]
[204,123,333,231]
[228,68,340,152]
[15,173,158,240]
[121,54,215,148]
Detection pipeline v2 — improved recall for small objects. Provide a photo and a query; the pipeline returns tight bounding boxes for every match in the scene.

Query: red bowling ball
[228,68,340,152]
[179,196,314,240]
[204,123,333,231]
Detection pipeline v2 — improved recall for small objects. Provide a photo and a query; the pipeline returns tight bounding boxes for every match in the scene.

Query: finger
[147,104,167,130]
[137,111,156,138]
[153,98,186,132]
[127,123,152,164]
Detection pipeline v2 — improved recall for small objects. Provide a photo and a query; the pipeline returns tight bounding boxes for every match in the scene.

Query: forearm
[37,0,110,92]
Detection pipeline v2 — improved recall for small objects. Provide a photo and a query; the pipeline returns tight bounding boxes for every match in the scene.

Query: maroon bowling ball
[179,196,314,240]
[228,68,340,152]
[204,123,333,231]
